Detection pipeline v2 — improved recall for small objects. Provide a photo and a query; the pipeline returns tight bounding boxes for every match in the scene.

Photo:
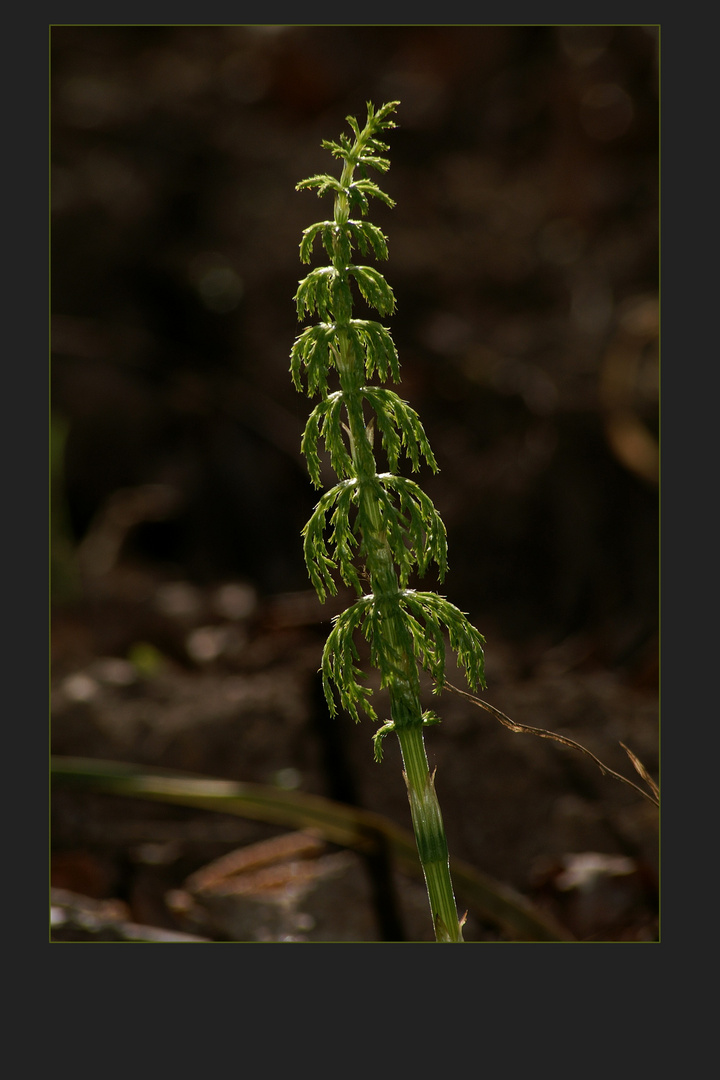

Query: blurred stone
[174,832,379,941]
[50,888,210,942]
[529,851,652,941]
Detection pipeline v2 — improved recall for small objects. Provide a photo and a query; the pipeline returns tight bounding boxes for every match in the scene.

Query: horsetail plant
[291,101,487,942]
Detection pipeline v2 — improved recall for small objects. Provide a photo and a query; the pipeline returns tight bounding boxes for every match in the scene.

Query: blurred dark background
[50,25,659,941]
[51,24,658,663]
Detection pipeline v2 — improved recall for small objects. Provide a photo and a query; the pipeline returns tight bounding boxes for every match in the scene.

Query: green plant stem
[295,102,480,942]
[395,725,463,942]
[330,174,463,943]
[342,397,463,941]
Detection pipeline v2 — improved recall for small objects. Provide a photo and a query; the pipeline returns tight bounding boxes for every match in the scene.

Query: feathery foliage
[292,101,487,941]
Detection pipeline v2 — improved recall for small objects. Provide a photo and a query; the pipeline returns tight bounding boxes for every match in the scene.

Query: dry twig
[445,682,659,808]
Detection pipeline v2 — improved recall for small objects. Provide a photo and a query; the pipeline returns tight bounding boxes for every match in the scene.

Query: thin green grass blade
[51,755,574,942]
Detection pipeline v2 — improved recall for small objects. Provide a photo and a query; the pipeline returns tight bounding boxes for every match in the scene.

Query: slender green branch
[292,101,487,941]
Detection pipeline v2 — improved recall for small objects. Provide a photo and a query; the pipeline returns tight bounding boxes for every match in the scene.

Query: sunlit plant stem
[291,101,487,942]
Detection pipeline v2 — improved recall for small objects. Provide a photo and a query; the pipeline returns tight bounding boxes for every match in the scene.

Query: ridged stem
[394,724,464,942]
[329,166,462,941]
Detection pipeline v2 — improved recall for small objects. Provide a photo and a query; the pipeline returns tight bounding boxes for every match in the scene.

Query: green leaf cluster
[303,472,448,602]
[291,319,398,399]
[321,591,486,726]
[294,265,395,323]
[300,387,436,490]
[299,219,389,264]
[291,101,487,745]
